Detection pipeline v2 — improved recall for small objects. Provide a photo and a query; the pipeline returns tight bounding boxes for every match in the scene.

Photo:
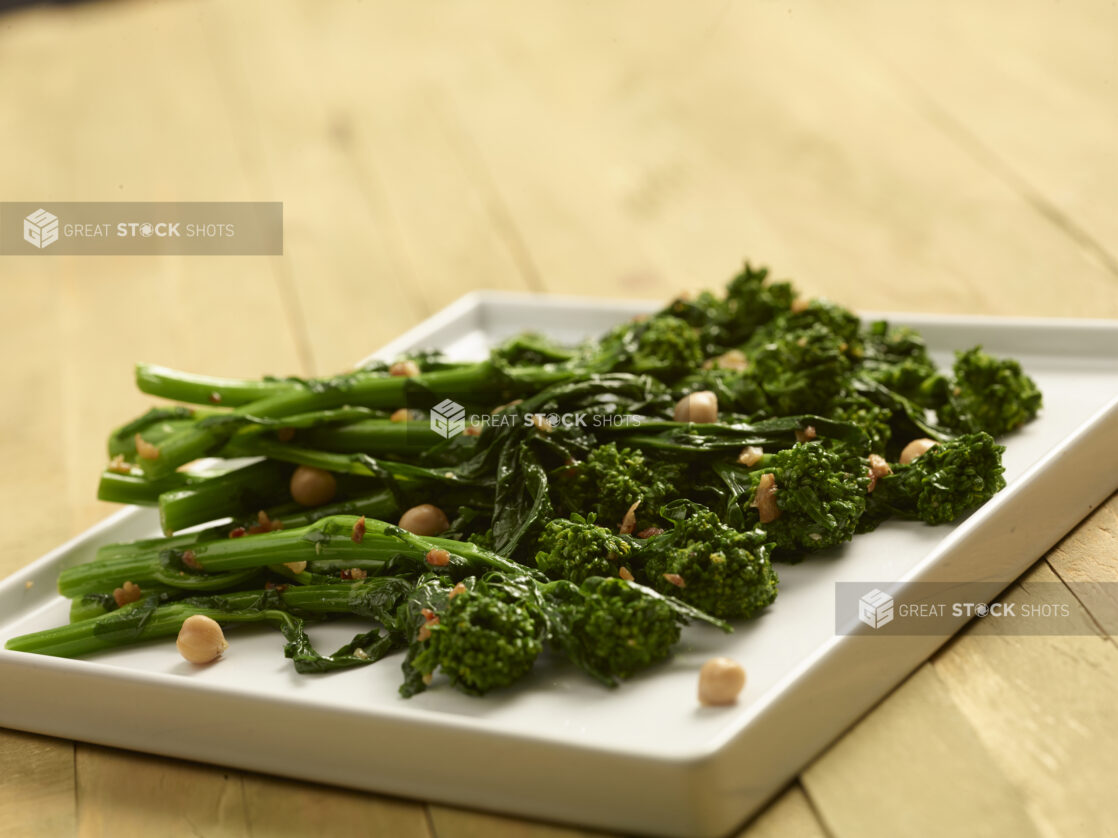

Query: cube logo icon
[430,398,466,439]
[24,208,59,249]
[858,588,894,629]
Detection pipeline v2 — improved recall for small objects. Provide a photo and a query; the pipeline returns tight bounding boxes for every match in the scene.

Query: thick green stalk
[59,559,262,598]
[95,530,221,563]
[218,440,470,490]
[300,419,442,455]
[97,470,190,506]
[93,489,400,563]
[68,584,183,622]
[158,459,292,534]
[98,455,269,508]
[135,363,303,406]
[10,580,407,658]
[6,602,282,657]
[139,362,509,479]
[60,514,531,597]
[69,593,122,623]
[108,407,208,458]
[260,488,400,528]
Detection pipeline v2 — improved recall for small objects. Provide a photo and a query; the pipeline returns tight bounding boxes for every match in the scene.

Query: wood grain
[240,774,430,838]
[0,731,75,838]
[0,1,1115,837]
[802,663,1043,838]
[930,529,1118,838]
[735,784,829,838]
[1047,494,1118,637]
[429,805,611,838]
[831,0,1118,275]
[75,746,248,838]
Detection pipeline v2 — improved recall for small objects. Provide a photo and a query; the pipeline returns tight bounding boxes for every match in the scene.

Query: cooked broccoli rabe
[10,259,1041,703]
[595,315,704,378]
[937,347,1042,437]
[722,263,798,343]
[403,574,545,697]
[867,432,1006,526]
[401,572,728,695]
[662,263,796,354]
[535,513,636,584]
[749,323,853,416]
[826,391,893,455]
[865,356,949,411]
[640,504,778,619]
[553,575,729,684]
[744,442,869,555]
[556,442,682,526]
[755,298,864,354]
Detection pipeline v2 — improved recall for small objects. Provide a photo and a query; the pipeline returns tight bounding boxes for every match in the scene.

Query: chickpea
[398,504,450,536]
[899,438,938,465]
[176,615,229,665]
[698,657,746,706]
[289,465,337,507]
[673,390,719,424]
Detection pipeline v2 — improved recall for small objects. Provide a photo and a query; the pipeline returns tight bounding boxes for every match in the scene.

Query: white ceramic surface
[1,293,1115,837]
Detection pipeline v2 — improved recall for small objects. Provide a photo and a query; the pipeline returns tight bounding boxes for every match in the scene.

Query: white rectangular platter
[1,292,1116,838]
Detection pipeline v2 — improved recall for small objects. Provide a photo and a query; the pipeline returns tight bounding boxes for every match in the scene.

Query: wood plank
[201,0,536,377]
[0,11,86,835]
[1046,493,1118,637]
[410,1,1118,316]
[239,774,430,838]
[429,783,832,838]
[830,0,1118,271]
[801,664,1042,838]
[0,6,77,578]
[17,0,305,534]
[0,277,71,577]
[930,558,1118,838]
[75,746,248,838]
[0,3,302,837]
[0,730,75,838]
[735,783,828,838]
[428,805,611,838]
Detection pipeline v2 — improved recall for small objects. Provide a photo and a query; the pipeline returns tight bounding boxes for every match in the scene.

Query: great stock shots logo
[838,582,1088,636]
[430,399,467,439]
[3,202,283,254]
[858,588,895,629]
[23,208,59,249]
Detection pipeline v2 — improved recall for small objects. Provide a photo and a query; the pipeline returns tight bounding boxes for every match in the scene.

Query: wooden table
[1,1,1115,835]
